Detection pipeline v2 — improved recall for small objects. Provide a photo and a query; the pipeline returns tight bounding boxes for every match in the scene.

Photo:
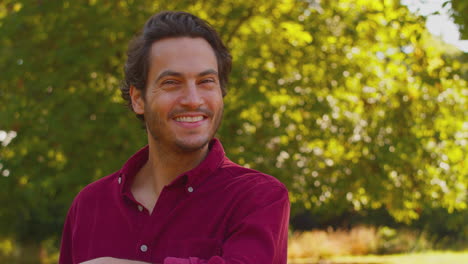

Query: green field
[289,251,468,264]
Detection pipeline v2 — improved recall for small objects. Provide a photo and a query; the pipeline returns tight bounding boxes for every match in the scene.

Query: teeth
[175,116,204,122]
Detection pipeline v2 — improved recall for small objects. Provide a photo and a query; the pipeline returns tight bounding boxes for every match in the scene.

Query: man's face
[132,37,224,152]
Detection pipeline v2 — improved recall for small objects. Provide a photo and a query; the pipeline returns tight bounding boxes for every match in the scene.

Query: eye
[162,79,178,85]
[200,78,215,84]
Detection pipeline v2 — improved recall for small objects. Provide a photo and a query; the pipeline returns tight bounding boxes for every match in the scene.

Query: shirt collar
[119,144,148,195]
[118,138,225,194]
[184,138,225,188]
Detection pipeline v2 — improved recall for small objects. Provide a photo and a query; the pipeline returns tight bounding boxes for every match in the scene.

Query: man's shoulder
[217,158,290,220]
[74,171,120,202]
[219,158,287,191]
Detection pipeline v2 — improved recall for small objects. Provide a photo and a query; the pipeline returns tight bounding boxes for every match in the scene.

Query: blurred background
[0,0,466,263]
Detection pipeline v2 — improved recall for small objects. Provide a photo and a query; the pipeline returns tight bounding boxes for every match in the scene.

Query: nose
[180,82,203,109]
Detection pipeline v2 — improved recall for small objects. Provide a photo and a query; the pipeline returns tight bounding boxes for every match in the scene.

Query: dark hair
[121,11,232,121]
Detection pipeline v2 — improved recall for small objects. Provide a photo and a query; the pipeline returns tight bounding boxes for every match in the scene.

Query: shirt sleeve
[59,198,78,264]
[163,185,290,264]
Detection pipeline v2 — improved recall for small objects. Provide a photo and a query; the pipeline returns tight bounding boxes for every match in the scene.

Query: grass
[289,251,468,264]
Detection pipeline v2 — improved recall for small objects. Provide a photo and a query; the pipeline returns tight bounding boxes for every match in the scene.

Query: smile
[174,116,204,122]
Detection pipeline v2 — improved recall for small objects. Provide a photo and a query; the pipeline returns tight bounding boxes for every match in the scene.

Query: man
[59,11,290,264]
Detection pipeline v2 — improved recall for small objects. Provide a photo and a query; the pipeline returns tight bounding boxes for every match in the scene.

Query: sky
[402,0,468,52]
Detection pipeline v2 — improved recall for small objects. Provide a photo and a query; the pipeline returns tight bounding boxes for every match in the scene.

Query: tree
[0,0,466,251]
[446,0,468,40]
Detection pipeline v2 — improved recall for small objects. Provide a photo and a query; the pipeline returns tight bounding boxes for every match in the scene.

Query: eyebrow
[154,69,219,84]
[154,70,183,84]
[197,69,218,77]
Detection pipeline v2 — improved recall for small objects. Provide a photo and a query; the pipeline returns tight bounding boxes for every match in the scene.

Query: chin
[174,137,211,152]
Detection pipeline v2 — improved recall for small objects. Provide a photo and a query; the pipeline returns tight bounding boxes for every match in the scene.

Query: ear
[129,85,145,115]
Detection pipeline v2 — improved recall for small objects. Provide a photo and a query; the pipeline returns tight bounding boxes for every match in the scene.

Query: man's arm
[59,199,77,264]
[79,257,156,264]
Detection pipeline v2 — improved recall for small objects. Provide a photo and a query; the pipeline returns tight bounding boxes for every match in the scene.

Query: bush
[376,227,433,254]
[288,225,442,260]
[288,226,379,259]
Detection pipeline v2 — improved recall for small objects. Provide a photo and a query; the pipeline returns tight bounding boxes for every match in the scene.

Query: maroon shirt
[59,139,290,264]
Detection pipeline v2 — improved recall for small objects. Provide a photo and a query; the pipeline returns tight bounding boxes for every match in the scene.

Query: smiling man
[59,11,290,264]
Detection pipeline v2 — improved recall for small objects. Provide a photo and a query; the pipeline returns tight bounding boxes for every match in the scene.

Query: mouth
[174,115,205,123]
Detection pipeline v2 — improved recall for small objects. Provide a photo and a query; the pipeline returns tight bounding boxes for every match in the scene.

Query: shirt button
[140,244,148,252]
[187,186,194,193]
[118,177,122,184]
[138,205,143,212]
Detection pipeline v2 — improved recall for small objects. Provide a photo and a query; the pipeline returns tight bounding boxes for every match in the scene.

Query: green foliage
[0,0,466,245]
[446,0,468,40]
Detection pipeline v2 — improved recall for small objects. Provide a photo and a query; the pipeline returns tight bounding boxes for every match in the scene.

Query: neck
[149,139,208,186]
[136,136,209,195]
[130,137,211,214]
